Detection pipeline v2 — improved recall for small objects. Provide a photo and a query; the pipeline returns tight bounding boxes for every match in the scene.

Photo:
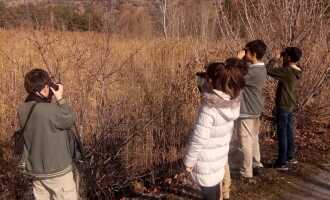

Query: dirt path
[279,163,330,200]
[149,163,330,200]
[154,161,330,200]
[150,133,330,200]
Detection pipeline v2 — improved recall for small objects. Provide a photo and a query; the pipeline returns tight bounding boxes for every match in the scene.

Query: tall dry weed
[0,0,329,198]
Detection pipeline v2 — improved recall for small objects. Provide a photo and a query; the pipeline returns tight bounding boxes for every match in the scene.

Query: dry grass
[0,30,231,198]
[0,28,328,199]
[0,0,328,199]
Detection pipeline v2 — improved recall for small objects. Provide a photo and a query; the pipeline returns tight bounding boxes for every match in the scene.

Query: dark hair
[24,68,51,94]
[281,47,302,62]
[206,58,247,99]
[206,62,225,84]
[245,39,267,60]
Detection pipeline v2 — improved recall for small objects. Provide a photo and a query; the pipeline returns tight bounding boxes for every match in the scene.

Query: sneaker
[287,158,298,164]
[253,166,263,177]
[273,163,289,171]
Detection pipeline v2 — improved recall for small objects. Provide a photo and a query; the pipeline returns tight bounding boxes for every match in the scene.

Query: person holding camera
[266,47,303,170]
[17,69,77,200]
[184,58,248,200]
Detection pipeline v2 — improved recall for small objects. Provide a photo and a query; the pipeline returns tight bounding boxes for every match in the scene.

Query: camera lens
[49,81,59,91]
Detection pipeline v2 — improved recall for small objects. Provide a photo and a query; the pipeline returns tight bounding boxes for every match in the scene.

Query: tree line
[0,1,104,31]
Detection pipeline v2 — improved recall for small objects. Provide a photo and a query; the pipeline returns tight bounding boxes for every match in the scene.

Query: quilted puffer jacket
[184,89,240,187]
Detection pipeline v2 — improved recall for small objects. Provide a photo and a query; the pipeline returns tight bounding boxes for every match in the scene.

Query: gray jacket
[17,99,75,179]
[240,63,267,118]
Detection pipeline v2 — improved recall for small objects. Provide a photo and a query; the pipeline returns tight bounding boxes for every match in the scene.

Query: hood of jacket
[201,89,240,121]
[290,64,303,79]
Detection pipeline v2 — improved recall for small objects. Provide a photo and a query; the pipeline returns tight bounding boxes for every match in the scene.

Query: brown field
[0,0,329,199]
[0,29,238,198]
[0,8,329,198]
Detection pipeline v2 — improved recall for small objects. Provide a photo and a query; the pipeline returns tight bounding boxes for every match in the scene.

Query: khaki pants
[33,171,78,200]
[237,118,263,178]
[221,162,231,200]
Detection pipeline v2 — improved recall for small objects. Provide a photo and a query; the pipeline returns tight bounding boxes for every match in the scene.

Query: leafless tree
[214,0,330,135]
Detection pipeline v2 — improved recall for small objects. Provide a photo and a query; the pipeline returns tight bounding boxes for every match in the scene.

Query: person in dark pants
[266,47,303,171]
[200,184,221,200]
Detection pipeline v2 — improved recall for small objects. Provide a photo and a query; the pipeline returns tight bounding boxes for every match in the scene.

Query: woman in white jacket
[184,58,248,200]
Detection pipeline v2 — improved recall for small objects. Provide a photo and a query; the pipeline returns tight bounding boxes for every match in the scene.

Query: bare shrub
[214,0,330,138]
[0,30,231,198]
[0,0,329,199]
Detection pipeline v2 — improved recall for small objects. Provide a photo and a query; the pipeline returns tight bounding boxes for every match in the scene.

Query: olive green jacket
[17,99,75,179]
[266,59,303,112]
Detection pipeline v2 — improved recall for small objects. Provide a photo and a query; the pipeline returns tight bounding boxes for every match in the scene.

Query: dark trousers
[276,107,295,165]
[200,184,221,200]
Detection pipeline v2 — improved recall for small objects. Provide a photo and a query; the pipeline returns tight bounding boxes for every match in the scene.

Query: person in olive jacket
[266,47,303,170]
[18,69,77,200]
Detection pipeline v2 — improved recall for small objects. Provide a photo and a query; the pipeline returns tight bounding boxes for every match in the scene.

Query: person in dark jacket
[17,69,77,200]
[266,47,303,170]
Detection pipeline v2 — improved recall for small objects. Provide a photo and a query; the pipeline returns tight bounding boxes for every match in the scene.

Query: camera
[48,80,59,91]
[46,80,60,102]
[48,80,59,96]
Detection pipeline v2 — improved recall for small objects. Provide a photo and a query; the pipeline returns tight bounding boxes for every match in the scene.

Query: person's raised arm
[266,50,287,80]
[51,84,75,130]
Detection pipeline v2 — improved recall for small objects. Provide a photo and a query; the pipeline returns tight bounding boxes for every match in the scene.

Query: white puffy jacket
[184,89,240,187]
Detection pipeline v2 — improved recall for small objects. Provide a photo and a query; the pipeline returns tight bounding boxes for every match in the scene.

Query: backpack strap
[12,102,38,157]
[21,103,38,133]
